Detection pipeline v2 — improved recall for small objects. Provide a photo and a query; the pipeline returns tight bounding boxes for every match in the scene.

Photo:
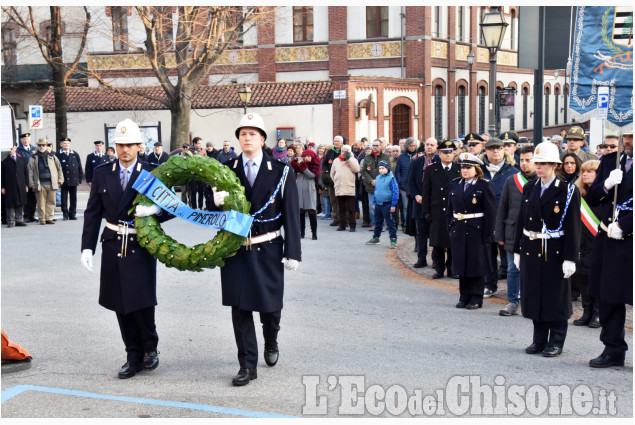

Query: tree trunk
[52,65,68,144]
[169,89,193,151]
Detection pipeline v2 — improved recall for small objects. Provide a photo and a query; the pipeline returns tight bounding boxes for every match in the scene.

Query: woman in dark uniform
[513,142,581,357]
[447,152,497,310]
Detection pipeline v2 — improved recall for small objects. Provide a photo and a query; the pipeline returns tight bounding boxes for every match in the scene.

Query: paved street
[1,190,632,418]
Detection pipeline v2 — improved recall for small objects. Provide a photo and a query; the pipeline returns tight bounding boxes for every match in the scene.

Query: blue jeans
[399,189,408,220]
[373,203,397,240]
[506,250,520,305]
[321,194,331,217]
[367,192,375,225]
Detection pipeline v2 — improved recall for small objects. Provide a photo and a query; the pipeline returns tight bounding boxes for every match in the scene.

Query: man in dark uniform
[80,118,170,379]
[85,140,108,186]
[1,145,29,227]
[211,112,301,386]
[587,130,633,368]
[17,132,38,222]
[56,137,83,220]
[421,140,460,278]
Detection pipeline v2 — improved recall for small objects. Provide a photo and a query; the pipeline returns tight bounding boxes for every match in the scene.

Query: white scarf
[486,159,504,178]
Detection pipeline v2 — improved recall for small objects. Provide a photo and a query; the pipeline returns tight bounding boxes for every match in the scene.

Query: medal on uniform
[554,205,560,213]
[472,197,477,204]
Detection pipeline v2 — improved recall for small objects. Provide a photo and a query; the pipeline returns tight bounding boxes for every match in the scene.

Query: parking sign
[597,87,609,119]
[29,105,43,129]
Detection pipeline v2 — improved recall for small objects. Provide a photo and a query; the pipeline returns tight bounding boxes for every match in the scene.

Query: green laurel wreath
[602,7,627,56]
[130,153,250,272]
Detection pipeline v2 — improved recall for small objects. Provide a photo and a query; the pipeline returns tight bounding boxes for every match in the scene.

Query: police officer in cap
[56,136,83,220]
[447,152,497,309]
[211,113,301,386]
[422,140,461,279]
[80,119,171,379]
[500,131,520,165]
[85,140,108,186]
[586,129,633,368]
[464,132,485,156]
[513,142,581,357]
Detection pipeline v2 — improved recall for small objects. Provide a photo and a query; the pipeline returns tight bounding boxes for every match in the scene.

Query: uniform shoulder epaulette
[482,178,490,182]
[452,176,462,181]
[93,161,110,171]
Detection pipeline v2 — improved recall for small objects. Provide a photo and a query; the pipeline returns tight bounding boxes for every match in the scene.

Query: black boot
[309,212,317,240]
[573,310,592,326]
[300,211,306,239]
[588,298,600,328]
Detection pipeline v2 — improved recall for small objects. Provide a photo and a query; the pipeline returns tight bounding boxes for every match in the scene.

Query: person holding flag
[572,160,602,328]
[586,130,633,368]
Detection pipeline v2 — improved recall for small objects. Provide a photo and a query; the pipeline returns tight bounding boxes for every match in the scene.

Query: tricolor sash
[580,197,599,236]
[513,172,528,193]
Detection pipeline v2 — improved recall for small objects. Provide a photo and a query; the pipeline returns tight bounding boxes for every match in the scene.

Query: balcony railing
[1,63,88,84]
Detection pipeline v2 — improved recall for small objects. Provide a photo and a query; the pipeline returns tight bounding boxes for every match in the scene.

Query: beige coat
[28,153,64,191]
[331,156,360,196]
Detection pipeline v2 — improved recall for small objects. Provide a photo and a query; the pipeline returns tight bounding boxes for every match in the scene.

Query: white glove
[513,253,520,270]
[562,260,576,279]
[212,187,229,206]
[135,204,161,217]
[607,222,624,240]
[80,249,93,273]
[604,169,623,190]
[281,258,299,271]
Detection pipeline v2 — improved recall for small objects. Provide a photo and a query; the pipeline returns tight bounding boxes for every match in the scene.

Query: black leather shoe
[264,345,279,367]
[349,228,355,232]
[232,367,257,386]
[589,353,625,368]
[329,220,340,227]
[588,314,601,328]
[63,216,69,221]
[432,271,444,279]
[525,343,547,354]
[118,362,143,379]
[46,220,55,224]
[413,260,427,268]
[69,216,77,220]
[143,350,159,370]
[15,222,27,226]
[542,345,563,357]
[336,227,347,231]
[573,311,592,326]
[450,273,460,279]
[312,234,318,240]
[465,303,482,310]
[455,302,467,308]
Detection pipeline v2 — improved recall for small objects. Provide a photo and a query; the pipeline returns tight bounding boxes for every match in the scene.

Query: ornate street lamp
[480,7,508,137]
[467,51,475,66]
[238,83,252,114]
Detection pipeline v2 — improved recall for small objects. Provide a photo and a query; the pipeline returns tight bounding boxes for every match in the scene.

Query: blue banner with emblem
[132,170,253,237]
[569,6,633,132]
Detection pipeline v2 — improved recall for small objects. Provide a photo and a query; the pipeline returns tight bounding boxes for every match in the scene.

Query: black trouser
[432,246,452,275]
[60,185,77,218]
[459,276,484,305]
[573,273,598,315]
[360,184,370,225]
[498,244,507,273]
[116,306,158,364]
[337,196,356,229]
[599,301,628,357]
[532,319,568,348]
[25,190,37,220]
[484,242,499,291]
[189,181,206,209]
[232,307,281,369]
[414,218,430,263]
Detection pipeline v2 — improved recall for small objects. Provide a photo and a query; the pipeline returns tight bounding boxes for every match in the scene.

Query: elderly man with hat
[28,138,64,224]
[55,136,83,220]
[80,118,171,379]
[513,142,581,357]
[16,132,38,222]
[447,152,497,309]
[422,140,461,278]
[149,141,169,165]
[210,112,301,386]
[85,140,108,186]
[585,129,633,368]
[562,126,598,163]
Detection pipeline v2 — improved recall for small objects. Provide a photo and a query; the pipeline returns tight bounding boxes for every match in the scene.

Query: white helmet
[112,119,142,144]
[235,113,267,141]
[531,141,562,163]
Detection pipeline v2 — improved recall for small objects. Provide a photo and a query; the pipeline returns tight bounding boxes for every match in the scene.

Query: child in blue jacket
[366,160,399,248]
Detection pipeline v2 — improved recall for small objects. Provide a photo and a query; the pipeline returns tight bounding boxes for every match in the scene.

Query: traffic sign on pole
[29,105,43,129]
[597,86,609,119]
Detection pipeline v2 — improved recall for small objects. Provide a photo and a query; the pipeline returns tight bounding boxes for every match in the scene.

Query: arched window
[478,86,486,134]
[2,23,19,65]
[458,86,466,136]
[522,87,529,129]
[564,85,569,123]
[435,85,443,141]
[554,86,560,125]
[544,86,550,127]
[510,9,516,50]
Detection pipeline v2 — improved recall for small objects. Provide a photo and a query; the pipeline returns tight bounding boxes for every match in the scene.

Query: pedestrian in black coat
[422,140,461,278]
[56,137,83,220]
[513,142,581,358]
[17,133,38,222]
[81,119,171,379]
[210,113,301,386]
[586,131,633,368]
[447,152,496,309]
[85,140,108,185]
[1,146,29,226]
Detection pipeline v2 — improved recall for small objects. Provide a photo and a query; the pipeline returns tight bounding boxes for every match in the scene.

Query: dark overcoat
[1,154,29,207]
[513,178,581,321]
[56,150,83,186]
[407,155,426,219]
[219,153,302,312]
[16,144,37,162]
[85,152,109,183]
[495,172,538,252]
[81,160,169,314]
[586,152,633,305]
[421,161,460,248]
[447,178,496,277]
